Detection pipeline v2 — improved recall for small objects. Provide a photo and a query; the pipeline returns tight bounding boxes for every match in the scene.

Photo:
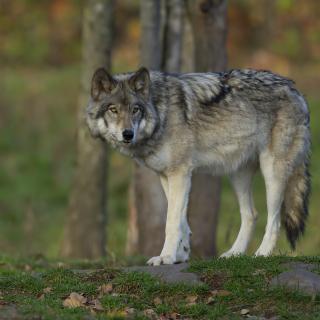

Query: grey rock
[270,269,320,295]
[0,305,22,320]
[124,263,202,284]
[280,262,317,272]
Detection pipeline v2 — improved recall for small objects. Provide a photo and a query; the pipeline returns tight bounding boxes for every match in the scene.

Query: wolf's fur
[86,67,311,265]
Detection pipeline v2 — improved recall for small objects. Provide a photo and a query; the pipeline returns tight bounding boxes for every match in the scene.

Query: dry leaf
[170,312,181,319]
[38,293,45,300]
[125,307,136,314]
[90,299,104,311]
[98,283,113,294]
[144,308,157,318]
[186,295,198,306]
[24,264,32,271]
[153,297,162,305]
[240,308,250,315]
[62,292,87,308]
[43,287,52,294]
[211,289,231,297]
[206,296,215,305]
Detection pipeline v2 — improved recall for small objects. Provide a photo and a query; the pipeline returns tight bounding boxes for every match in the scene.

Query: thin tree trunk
[60,0,114,259]
[126,0,167,256]
[190,0,228,73]
[162,0,184,72]
[187,0,228,257]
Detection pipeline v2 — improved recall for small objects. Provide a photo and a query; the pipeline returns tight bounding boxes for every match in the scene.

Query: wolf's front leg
[147,169,192,266]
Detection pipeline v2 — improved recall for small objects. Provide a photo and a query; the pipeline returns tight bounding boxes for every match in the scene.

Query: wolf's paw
[146,255,176,266]
[176,241,190,262]
[254,249,272,257]
[220,250,243,258]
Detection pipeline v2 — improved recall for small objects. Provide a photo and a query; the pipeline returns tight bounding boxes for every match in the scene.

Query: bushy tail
[282,159,311,249]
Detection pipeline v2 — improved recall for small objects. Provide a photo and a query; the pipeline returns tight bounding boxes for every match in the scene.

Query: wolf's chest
[135,143,172,173]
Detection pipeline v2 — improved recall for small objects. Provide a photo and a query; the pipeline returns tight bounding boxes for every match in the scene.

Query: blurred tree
[162,0,184,72]
[126,0,167,256]
[60,0,114,259]
[126,0,227,258]
[186,0,227,257]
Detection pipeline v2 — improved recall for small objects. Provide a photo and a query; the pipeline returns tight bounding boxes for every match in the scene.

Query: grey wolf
[86,67,311,265]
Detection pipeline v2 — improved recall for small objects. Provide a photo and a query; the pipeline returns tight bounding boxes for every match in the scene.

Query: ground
[1,255,320,319]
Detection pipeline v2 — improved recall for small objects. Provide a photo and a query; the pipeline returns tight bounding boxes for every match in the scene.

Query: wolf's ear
[129,67,150,97]
[91,68,117,100]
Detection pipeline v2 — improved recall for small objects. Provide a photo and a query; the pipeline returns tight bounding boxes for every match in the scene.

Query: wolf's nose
[122,129,134,141]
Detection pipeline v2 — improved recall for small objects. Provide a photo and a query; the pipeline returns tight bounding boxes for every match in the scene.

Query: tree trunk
[187,0,228,257]
[190,0,228,73]
[126,0,167,256]
[60,0,114,259]
[162,0,184,72]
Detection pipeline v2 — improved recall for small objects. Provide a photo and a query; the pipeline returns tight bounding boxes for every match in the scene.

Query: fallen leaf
[206,296,215,305]
[62,292,87,308]
[186,295,198,306]
[143,308,156,318]
[43,287,52,294]
[170,312,181,319]
[125,307,136,314]
[89,299,104,311]
[24,264,32,271]
[37,293,45,300]
[97,283,113,295]
[153,297,162,305]
[240,308,250,315]
[211,289,231,297]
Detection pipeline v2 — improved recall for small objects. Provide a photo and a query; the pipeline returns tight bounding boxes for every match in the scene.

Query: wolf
[86,67,311,265]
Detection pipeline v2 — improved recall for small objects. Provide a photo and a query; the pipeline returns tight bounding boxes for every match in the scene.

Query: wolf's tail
[282,158,311,249]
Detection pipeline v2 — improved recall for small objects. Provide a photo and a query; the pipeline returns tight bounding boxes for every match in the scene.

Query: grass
[1,255,320,319]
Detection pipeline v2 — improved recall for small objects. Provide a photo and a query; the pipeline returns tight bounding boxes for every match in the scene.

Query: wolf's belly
[193,140,257,175]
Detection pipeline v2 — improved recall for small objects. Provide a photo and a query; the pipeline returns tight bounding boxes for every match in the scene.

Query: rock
[270,269,320,295]
[280,262,317,272]
[0,305,22,320]
[124,263,202,284]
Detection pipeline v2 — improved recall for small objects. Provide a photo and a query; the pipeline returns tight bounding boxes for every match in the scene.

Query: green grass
[1,255,320,319]
[0,65,319,258]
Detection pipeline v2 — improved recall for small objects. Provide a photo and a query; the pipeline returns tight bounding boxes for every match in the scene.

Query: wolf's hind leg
[255,150,286,256]
[220,165,258,258]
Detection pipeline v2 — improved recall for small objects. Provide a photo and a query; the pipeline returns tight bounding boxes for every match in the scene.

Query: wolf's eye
[132,105,141,114]
[108,105,118,114]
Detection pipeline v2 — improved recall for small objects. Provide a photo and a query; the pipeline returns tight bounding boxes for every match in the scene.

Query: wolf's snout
[122,129,134,142]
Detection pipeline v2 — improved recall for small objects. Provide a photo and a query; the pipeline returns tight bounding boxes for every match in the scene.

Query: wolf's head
[86,67,158,150]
